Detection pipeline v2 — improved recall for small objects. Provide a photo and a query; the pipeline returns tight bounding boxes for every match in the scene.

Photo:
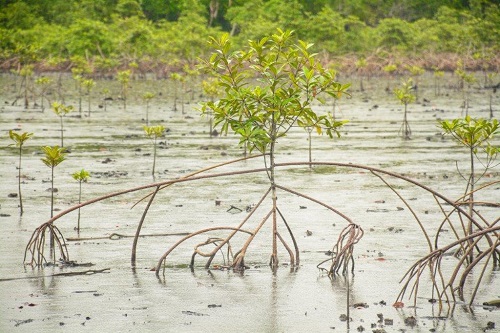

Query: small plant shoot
[52,102,74,147]
[394,78,415,139]
[72,169,90,234]
[143,125,165,178]
[8,130,34,215]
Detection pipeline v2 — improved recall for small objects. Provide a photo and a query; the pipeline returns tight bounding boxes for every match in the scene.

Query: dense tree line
[0,0,498,73]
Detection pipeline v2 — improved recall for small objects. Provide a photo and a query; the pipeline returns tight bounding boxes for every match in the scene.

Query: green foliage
[143,125,165,139]
[41,146,67,169]
[143,125,165,176]
[9,130,34,148]
[52,102,74,117]
[9,130,34,215]
[199,29,349,154]
[0,0,498,67]
[52,102,74,146]
[394,78,415,105]
[439,116,499,152]
[72,169,91,183]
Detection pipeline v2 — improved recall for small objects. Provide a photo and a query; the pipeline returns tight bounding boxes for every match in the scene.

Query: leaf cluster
[72,169,91,182]
[439,116,499,154]
[199,29,349,153]
[394,78,416,105]
[9,130,34,148]
[41,146,67,168]
[143,125,166,139]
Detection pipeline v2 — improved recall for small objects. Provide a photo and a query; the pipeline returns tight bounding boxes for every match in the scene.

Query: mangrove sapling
[455,61,477,116]
[101,88,111,112]
[117,70,131,111]
[71,69,84,116]
[438,116,499,222]
[19,65,34,109]
[355,57,367,92]
[41,145,66,256]
[170,72,185,112]
[201,78,222,137]
[72,169,90,235]
[183,64,200,103]
[52,102,74,147]
[405,65,424,101]
[35,76,53,111]
[433,67,444,97]
[383,63,398,92]
[200,29,350,269]
[141,92,155,125]
[82,78,95,117]
[8,130,34,215]
[394,78,415,140]
[143,125,165,178]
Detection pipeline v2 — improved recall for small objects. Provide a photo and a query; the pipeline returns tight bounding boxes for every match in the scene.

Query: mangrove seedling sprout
[117,70,131,111]
[35,76,53,111]
[72,169,90,235]
[143,125,165,178]
[82,78,96,117]
[8,130,34,215]
[142,92,155,125]
[394,78,415,140]
[52,102,74,147]
[41,145,66,253]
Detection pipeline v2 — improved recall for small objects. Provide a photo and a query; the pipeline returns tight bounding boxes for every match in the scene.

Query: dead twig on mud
[0,268,110,282]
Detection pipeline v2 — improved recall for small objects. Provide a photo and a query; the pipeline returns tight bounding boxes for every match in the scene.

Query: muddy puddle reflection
[0,72,499,332]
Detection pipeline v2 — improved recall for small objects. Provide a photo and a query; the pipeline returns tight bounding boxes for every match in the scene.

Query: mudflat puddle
[0,72,499,332]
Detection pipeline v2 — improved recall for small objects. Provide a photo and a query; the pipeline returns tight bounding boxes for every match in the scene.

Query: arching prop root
[317,223,364,277]
[24,222,69,266]
[396,223,500,310]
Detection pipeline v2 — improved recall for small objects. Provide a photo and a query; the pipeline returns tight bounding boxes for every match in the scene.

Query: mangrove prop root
[24,160,498,309]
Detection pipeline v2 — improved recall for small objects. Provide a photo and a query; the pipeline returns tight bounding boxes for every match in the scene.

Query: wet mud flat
[0,72,499,332]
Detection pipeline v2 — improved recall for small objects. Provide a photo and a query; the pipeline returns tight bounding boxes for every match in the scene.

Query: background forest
[1,0,499,74]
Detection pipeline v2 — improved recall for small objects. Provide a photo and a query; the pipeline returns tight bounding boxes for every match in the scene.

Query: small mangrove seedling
[433,67,444,97]
[455,61,477,116]
[201,78,222,137]
[355,57,367,92]
[52,102,74,147]
[383,63,398,92]
[405,65,424,101]
[394,78,415,140]
[35,76,53,111]
[142,92,155,125]
[8,130,34,215]
[19,64,34,109]
[143,125,165,177]
[41,145,66,254]
[82,78,95,117]
[183,64,200,103]
[71,68,84,116]
[170,72,185,112]
[438,116,499,220]
[72,169,90,234]
[117,70,131,111]
[101,88,110,112]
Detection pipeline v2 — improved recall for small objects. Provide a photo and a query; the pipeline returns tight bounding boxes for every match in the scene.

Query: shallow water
[0,72,499,332]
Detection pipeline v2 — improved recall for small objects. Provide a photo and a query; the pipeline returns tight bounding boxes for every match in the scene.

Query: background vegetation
[1,0,499,74]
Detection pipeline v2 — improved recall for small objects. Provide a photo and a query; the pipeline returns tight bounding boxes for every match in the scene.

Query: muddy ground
[0,72,499,332]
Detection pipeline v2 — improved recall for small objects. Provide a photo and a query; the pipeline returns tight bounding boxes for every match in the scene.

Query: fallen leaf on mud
[375,257,386,261]
[392,301,404,308]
